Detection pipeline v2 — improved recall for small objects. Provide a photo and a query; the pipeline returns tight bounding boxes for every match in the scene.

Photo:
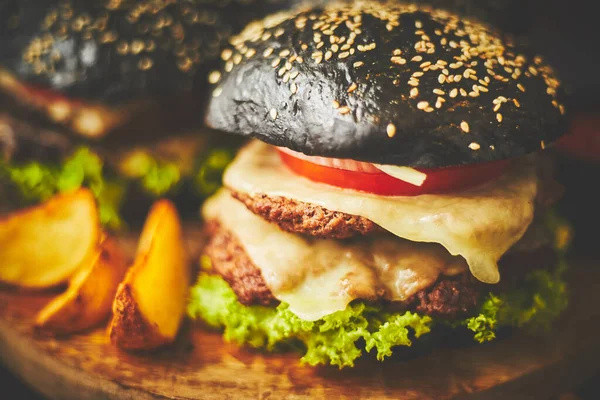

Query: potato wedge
[109,200,190,350]
[0,189,100,288]
[35,235,129,334]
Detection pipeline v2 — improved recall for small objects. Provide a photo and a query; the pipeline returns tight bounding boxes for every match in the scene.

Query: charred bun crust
[0,0,292,106]
[206,1,568,167]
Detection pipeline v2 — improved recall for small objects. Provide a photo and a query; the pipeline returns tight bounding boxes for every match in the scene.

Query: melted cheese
[204,190,468,321]
[223,141,539,284]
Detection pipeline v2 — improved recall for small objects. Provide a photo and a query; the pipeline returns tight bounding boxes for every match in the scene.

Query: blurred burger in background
[0,0,296,227]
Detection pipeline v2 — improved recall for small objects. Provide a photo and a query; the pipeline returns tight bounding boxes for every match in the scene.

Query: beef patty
[231,173,562,239]
[203,221,557,318]
[231,191,380,239]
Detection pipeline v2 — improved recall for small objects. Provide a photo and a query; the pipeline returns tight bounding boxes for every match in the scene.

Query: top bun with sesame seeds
[0,0,295,140]
[206,1,568,168]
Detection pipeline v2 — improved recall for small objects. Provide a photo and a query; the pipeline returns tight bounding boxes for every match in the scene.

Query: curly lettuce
[189,260,568,368]
[188,274,432,368]
[1,148,125,229]
[463,210,572,343]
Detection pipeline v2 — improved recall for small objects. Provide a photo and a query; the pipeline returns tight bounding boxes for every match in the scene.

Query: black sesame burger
[187,1,573,368]
[0,0,294,226]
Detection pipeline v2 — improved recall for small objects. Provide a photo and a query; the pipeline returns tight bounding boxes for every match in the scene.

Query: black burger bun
[206,1,569,168]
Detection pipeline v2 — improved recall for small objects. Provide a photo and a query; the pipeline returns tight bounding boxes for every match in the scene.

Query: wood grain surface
[0,225,599,400]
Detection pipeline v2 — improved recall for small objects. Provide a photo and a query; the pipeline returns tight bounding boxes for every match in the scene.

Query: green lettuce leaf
[188,274,433,368]
[464,210,572,343]
[1,148,125,229]
[117,150,181,196]
[188,250,569,367]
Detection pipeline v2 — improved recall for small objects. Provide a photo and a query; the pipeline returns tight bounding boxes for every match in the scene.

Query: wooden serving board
[1,226,600,399]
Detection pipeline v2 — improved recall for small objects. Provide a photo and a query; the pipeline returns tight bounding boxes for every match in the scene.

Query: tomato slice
[278,149,513,196]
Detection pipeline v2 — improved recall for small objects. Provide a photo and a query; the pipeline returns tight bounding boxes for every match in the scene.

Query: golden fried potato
[35,235,129,334]
[109,200,190,350]
[0,189,100,288]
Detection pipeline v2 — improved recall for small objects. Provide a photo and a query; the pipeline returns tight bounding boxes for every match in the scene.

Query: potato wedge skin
[109,200,190,350]
[0,189,100,288]
[35,236,129,334]
[109,282,168,350]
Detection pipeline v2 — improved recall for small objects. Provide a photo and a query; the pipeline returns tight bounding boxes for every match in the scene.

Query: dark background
[1,0,599,398]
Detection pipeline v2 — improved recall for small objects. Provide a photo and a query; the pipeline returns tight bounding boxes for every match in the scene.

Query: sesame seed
[425,106,434,112]
[270,108,277,120]
[460,121,470,133]
[332,100,340,108]
[541,140,546,149]
[435,99,442,109]
[282,72,291,83]
[517,83,526,92]
[449,88,458,98]
[331,44,339,52]
[324,51,332,60]
[347,83,357,93]
[490,145,495,150]
[411,55,423,62]
[420,61,431,68]
[469,91,479,97]
[353,61,364,68]
[279,49,290,57]
[412,71,424,77]
[513,99,521,107]
[271,58,281,68]
[460,88,467,97]
[246,48,256,58]
[208,71,221,84]
[408,80,419,86]
[339,51,350,59]
[391,56,406,64]
[138,57,153,71]
[262,48,274,58]
[212,87,222,97]
[221,49,233,61]
[438,74,446,84]
[493,103,501,112]
[290,82,298,94]
[393,49,402,55]
[497,113,504,122]
[478,85,489,92]
[387,123,396,138]
[338,106,351,115]
[433,88,445,95]
[415,20,423,28]
[469,142,481,150]
[417,101,429,110]
[559,105,565,115]
[278,67,286,76]
[454,75,462,82]
[316,42,324,49]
